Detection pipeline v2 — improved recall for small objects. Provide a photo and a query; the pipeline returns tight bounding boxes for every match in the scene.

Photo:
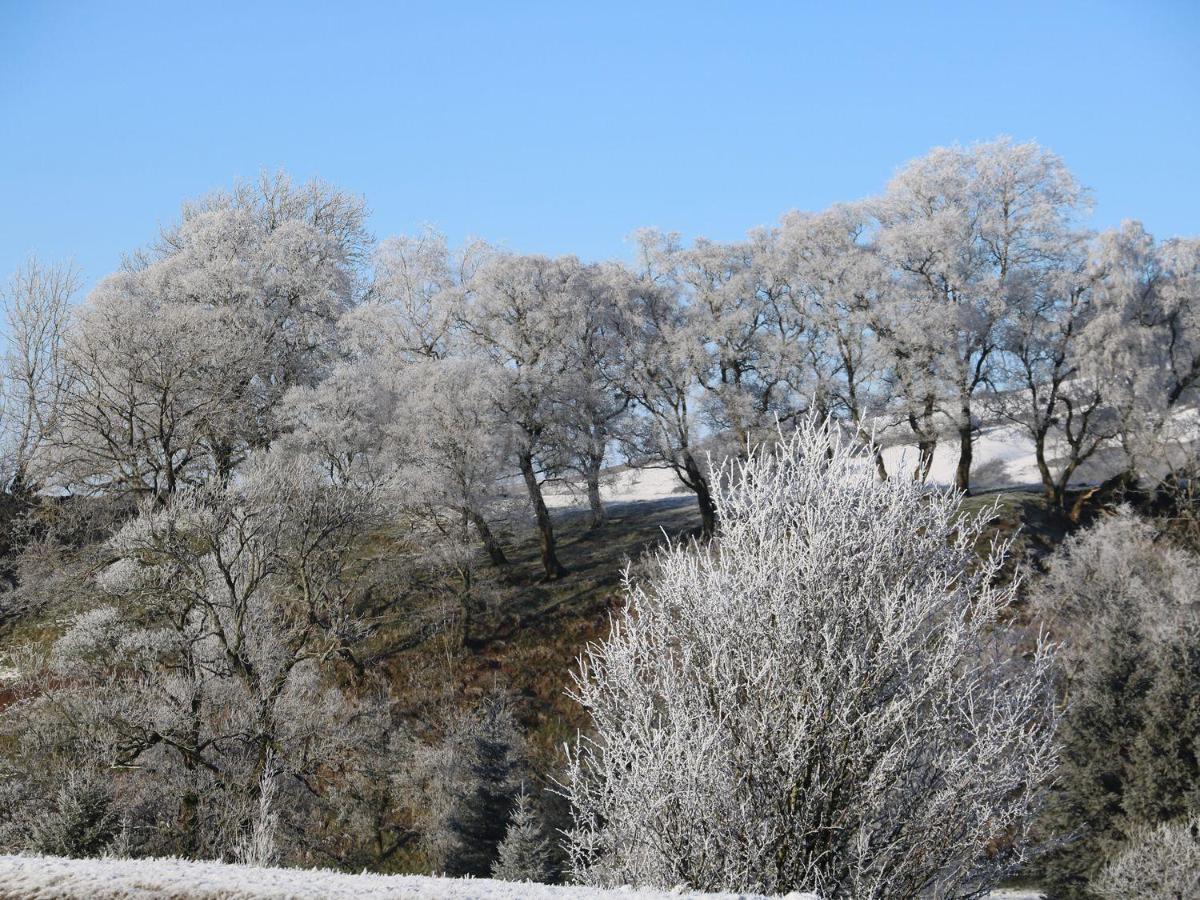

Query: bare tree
[460,253,585,579]
[563,419,1059,897]
[0,256,76,490]
[613,232,718,535]
[875,138,1087,492]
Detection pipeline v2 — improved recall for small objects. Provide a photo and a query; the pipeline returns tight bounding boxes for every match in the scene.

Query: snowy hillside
[0,855,810,900]
[543,424,1122,512]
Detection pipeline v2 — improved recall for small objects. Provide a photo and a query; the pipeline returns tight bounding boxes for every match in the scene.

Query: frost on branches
[1090,815,1200,900]
[562,420,1059,899]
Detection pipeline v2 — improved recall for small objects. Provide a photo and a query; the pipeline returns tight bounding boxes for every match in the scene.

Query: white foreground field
[0,855,809,899]
[0,855,1045,900]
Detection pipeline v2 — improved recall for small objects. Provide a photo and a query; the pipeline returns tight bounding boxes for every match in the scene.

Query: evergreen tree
[27,769,120,858]
[1030,514,1200,899]
[1125,627,1200,824]
[492,789,553,883]
[1038,602,1153,898]
[443,696,523,877]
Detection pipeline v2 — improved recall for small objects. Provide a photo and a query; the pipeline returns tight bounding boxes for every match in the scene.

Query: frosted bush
[564,420,1058,898]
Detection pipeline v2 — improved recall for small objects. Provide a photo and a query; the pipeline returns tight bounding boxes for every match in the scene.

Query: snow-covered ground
[0,855,810,900]
[0,855,1044,899]
[543,424,1122,512]
[543,466,688,510]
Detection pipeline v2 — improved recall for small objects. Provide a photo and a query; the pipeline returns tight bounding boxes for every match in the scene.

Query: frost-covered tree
[47,284,263,497]
[390,356,514,569]
[563,419,1059,897]
[492,789,554,883]
[287,355,515,645]
[146,172,368,433]
[0,455,399,862]
[0,256,75,491]
[614,233,718,534]
[44,173,369,495]
[274,359,398,489]
[994,238,1115,506]
[324,232,514,564]
[875,138,1087,491]
[1028,510,1199,677]
[460,253,587,579]
[276,326,513,651]
[356,228,487,362]
[667,236,785,448]
[773,204,893,477]
[549,262,631,528]
[1079,222,1200,487]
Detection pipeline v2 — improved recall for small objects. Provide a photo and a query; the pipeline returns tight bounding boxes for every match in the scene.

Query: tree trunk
[1033,430,1057,504]
[518,452,566,580]
[858,427,888,481]
[955,403,973,494]
[1054,459,1083,510]
[910,396,937,483]
[467,508,509,567]
[683,452,717,537]
[585,461,607,528]
[213,440,236,485]
[180,693,204,854]
[913,444,932,482]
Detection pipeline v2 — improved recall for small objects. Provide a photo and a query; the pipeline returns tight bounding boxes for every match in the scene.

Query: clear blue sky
[2,1,1197,294]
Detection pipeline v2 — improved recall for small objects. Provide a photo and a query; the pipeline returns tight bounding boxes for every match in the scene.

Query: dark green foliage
[443,697,524,878]
[1125,625,1200,823]
[1038,611,1200,898]
[1035,604,1151,897]
[26,769,121,858]
[1028,512,1200,898]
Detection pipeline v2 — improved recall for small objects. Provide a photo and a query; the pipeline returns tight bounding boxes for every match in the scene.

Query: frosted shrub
[563,420,1059,898]
[1091,816,1200,900]
[233,753,281,868]
[1029,508,1199,674]
[26,768,121,858]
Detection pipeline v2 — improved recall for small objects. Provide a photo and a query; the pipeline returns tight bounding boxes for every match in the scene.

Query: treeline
[1,139,1197,578]
[0,140,1195,893]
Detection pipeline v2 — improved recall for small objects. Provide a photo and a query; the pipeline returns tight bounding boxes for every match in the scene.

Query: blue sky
[2,1,1197,294]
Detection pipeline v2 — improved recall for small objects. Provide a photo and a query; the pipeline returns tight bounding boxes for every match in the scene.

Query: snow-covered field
[543,466,688,510]
[0,855,1044,899]
[0,855,810,900]
[543,424,1120,512]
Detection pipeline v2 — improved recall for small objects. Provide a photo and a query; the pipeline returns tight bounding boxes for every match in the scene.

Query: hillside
[0,432,1089,883]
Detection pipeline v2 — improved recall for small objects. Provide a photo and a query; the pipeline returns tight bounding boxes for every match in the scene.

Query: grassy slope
[0,483,1075,880]
[376,496,704,760]
[382,486,1072,762]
